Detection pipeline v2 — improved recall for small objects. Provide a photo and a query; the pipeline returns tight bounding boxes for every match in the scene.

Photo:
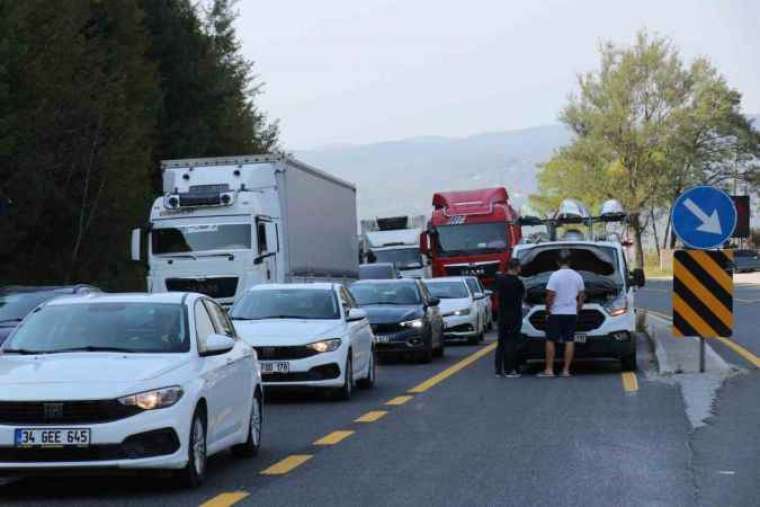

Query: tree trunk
[662,208,672,250]
[630,213,645,269]
[650,207,660,263]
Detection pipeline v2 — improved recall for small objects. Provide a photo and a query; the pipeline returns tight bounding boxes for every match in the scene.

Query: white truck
[361,215,429,278]
[132,154,359,305]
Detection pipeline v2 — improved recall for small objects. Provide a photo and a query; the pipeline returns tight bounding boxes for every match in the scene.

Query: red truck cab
[420,187,522,315]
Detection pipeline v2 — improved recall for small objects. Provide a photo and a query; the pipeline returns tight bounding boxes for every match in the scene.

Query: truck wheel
[621,353,637,372]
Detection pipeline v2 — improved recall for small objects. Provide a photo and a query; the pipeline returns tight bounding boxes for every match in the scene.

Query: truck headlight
[454,308,471,316]
[118,386,183,411]
[401,319,424,328]
[307,338,342,353]
[605,295,628,317]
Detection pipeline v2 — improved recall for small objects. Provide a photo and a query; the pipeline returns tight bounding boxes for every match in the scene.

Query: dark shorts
[546,314,578,343]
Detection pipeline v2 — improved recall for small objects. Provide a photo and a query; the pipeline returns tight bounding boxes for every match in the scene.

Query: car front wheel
[357,349,376,389]
[177,407,207,488]
[232,391,262,457]
[335,355,353,400]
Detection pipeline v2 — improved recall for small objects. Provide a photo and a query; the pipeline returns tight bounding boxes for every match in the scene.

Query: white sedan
[0,292,262,488]
[424,277,484,344]
[231,283,376,400]
[463,276,493,332]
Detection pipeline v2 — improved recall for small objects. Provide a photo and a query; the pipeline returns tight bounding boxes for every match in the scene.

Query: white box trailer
[132,154,359,305]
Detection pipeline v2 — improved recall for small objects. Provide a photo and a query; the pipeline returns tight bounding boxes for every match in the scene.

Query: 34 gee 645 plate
[14,428,91,447]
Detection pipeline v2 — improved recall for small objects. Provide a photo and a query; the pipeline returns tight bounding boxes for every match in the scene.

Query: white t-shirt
[546,268,585,315]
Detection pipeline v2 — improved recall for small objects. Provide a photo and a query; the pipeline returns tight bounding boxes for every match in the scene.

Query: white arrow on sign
[684,198,722,235]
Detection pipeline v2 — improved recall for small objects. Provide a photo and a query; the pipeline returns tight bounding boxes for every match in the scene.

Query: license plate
[261,361,289,374]
[14,428,91,447]
[375,335,391,343]
[574,334,587,344]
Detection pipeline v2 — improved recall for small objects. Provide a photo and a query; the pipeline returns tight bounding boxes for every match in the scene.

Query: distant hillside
[297,124,572,220]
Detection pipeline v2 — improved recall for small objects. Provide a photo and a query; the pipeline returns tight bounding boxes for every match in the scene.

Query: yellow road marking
[355,410,387,423]
[642,307,760,369]
[199,492,249,507]
[714,337,760,368]
[385,395,413,406]
[260,454,312,475]
[621,372,639,392]
[313,430,354,446]
[408,342,497,393]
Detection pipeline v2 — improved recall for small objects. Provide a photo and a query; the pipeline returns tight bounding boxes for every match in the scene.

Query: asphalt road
[2,282,758,506]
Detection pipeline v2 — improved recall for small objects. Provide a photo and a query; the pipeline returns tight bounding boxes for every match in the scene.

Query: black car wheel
[176,407,207,488]
[357,349,376,389]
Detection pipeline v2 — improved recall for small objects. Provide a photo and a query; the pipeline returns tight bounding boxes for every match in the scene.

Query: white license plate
[375,335,391,343]
[261,361,290,374]
[14,428,91,447]
[574,334,587,344]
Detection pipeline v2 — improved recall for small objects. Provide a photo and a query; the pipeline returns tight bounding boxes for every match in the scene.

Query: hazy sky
[237,0,760,150]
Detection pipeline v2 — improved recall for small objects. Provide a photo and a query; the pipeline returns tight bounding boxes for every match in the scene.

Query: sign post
[671,186,736,373]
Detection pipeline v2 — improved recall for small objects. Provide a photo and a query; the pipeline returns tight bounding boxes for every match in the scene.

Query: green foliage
[534,30,760,267]
[0,0,277,288]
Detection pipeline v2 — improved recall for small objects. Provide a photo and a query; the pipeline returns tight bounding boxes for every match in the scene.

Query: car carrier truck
[131,154,359,305]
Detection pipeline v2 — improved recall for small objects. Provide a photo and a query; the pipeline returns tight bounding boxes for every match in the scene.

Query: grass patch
[644,251,672,278]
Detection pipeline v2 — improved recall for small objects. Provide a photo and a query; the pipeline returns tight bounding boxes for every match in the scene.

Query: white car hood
[234,319,345,347]
[438,298,472,315]
[0,353,190,401]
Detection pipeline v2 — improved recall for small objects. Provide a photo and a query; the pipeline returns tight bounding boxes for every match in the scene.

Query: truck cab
[420,187,522,313]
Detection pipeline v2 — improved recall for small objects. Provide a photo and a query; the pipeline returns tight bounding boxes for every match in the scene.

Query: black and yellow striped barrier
[673,249,733,338]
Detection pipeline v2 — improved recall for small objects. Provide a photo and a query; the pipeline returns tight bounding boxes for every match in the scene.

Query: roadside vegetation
[0,0,277,288]
[533,31,760,268]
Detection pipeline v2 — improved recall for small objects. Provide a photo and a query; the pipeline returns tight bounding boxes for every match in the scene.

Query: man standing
[493,258,525,378]
[542,250,585,377]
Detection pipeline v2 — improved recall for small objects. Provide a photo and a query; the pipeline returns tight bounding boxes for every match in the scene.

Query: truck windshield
[372,248,422,268]
[152,224,251,254]
[434,223,508,256]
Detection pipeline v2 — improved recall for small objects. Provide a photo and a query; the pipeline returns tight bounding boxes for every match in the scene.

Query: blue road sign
[672,186,737,249]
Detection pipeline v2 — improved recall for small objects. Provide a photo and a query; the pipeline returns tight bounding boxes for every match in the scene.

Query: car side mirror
[201,334,235,356]
[629,268,646,288]
[474,292,485,300]
[484,290,493,297]
[428,296,440,306]
[347,308,367,322]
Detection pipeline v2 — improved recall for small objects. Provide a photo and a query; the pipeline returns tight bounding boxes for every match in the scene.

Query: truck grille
[0,400,141,425]
[528,309,606,332]
[255,346,318,360]
[165,277,238,298]
[444,262,500,278]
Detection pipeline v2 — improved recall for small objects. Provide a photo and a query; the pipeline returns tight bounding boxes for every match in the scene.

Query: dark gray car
[734,249,760,273]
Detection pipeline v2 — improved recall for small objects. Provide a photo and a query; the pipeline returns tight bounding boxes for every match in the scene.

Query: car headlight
[118,386,183,411]
[401,318,424,328]
[307,338,342,353]
[605,294,628,317]
[453,308,471,316]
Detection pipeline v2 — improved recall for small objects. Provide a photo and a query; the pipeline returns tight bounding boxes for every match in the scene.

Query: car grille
[0,400,141,425]
[255,346,318,360]
[528,309,606,332]
[165,277,238,298]
[371,323,404,334]
[444,262,500,278]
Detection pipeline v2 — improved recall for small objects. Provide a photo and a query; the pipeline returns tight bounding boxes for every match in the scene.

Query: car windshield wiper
[1,348,46,355]
[43,346,138,354]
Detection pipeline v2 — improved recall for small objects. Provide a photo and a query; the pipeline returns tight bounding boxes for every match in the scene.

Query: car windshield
[350,282,421,305]
[152,223,251,254]
[359,264,397,279]
[231,289,340,320]
[372,248,423,269]
[2,303,189,354]
[426,282,469,299]
[0,292,59,322]
[434,223,508,255]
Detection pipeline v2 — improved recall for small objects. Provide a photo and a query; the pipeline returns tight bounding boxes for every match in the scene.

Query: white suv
[513,240,645,371]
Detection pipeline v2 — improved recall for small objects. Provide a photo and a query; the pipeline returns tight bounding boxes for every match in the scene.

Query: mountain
[297,124,572,220]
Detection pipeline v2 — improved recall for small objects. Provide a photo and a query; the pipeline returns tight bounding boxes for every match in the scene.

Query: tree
[534,31,759,267]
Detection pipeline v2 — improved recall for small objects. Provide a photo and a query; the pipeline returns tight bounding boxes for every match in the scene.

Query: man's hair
[557,249,572,266]
[507,258,521,272]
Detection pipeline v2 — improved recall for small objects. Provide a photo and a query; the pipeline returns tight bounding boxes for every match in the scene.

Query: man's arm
[576,291,585,314]
[545,290,555,314]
